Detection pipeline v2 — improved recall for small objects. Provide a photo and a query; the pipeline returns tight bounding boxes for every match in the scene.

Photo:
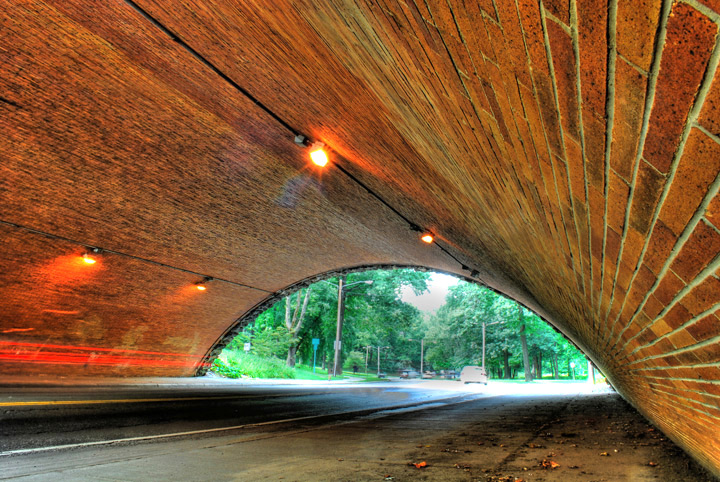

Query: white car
[460,366,488,384]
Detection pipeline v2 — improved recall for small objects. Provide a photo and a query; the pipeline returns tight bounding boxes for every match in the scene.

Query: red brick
[565,138,586,203]
[653,270,685,305]
[535,72,564,156]
[668,329,697,350]
[494,0,532,88]
[644,295,664,320]
[577,0,607,120]
[680,276,720,316]
[610,59,647,181]
[517,0,550,78]
[480,78,511,140]
[706,192,720,230]
[621,227,645,273]
[698,70,720,137]
[518,82,552,164]
[643,3,717,174]
[663,304,692,331]
[629,160,666,235]
[644,220,677,274]
[670,220,720,282]
[686,313,719,342]
[547,18,580,140]
[584,115,606,188]
[616,0,662,71]
[693,342,720,364]
[544,0,570,24]
[608,170,630,230]
[605,226,622,267]
[659,129,720,236]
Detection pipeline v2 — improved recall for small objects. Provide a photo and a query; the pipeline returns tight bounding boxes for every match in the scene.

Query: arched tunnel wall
[1,0,719,476]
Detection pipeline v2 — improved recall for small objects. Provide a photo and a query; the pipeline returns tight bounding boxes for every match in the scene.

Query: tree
[284,287,312,367]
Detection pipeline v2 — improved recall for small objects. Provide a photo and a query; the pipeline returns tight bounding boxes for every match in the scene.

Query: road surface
[0,380,714,481]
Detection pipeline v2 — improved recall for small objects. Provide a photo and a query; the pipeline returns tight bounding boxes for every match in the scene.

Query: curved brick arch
[1,0,719,476]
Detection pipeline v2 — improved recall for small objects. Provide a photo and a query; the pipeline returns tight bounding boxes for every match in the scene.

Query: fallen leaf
[337,458,343,462]
[648,461,658,467]
[600,452,610,456]
[540,459,560,469]
[413,461,428,469]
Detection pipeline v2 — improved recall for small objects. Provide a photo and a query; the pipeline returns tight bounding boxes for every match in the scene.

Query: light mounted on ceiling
[309,141,328,167]
[295,135,329,168]
[82,247,101,264]
[195,277,213,291]
[411,224,434,244]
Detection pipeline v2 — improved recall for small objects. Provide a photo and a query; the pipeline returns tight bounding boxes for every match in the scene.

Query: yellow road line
[0,394,262,407]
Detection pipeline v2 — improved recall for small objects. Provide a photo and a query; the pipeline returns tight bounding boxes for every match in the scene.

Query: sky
[400,272,460,313]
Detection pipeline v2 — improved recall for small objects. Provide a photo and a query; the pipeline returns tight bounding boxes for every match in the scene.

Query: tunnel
[1,0,719,477]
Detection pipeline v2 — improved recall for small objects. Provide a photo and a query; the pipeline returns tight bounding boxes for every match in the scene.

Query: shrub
[211,350,296,379]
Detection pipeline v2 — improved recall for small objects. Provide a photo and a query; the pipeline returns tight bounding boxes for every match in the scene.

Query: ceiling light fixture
[309,141,328,167]
[82,248,101,264]
[421,233,434,244]
[195,277,213,291]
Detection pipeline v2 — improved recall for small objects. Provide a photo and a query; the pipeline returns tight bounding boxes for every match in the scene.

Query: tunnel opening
[203,267,596,388]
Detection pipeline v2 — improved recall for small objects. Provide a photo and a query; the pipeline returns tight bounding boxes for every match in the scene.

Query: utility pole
[323,277,373,379]
[364,345,371,376]
[332,276,346,377]
[377,346,388,376]
[420,338,424,374]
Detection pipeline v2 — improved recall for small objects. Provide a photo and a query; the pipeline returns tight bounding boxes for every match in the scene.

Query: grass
[211,352,391,381]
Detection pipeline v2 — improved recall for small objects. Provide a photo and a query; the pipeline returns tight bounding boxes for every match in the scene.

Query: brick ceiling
[1,0,719,476]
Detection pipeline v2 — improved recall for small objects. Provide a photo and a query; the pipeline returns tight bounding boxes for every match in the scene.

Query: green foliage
[214,268,587,382]
[343,350,365,370]
[211,350,296,379]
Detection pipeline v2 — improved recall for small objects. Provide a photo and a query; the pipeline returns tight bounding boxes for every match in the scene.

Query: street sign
[312,338,320,373]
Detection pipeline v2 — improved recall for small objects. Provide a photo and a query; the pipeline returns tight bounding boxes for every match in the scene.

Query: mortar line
[599,0,672,349]
[629,361,720,372]
[592,0,618,346]
[619,249,720,360]
[0,220,272,294]
[510,1,571,258]
[626,329,720,368]
[635,383,720,415]
[539,1,587,296]
[596,0,624,336]
[624,296,720,362]
[610,30,720,354]
[570,0,596,319]
[682,0,720,23]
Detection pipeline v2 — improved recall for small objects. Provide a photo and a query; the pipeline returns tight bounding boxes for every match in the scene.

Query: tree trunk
[285,288,312,367]
[552,353,559,379]
[286,345,298,367]
[535,351,542,379]
[520,324,532,382]
[503,348,511,379]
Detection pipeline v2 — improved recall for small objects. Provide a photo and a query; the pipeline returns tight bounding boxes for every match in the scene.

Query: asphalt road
[0,380,476,453]
[0,380,715,481]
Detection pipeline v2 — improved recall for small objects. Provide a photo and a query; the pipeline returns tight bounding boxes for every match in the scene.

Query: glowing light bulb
[82,253,97,264]
[196,284,207,291]
[421,233,434,244]
[309,142,328,167]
